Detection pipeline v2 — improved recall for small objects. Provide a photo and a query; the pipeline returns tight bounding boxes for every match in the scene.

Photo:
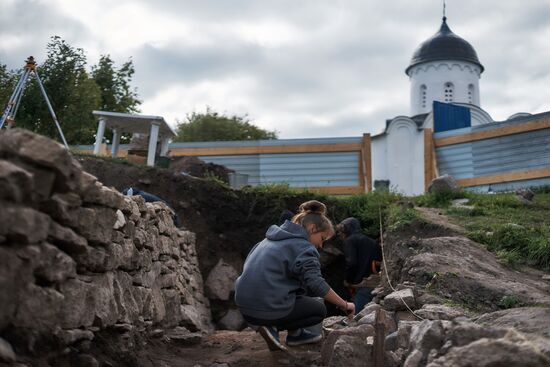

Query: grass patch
[448,192,550,270]
[498,295,521,309]
[242,182,294,195]
[386,204,422,231]
[72,151,147,169]
[337,190,404,237]
[415,189,468,208]
[446,206,486,217]
[203,171,230,188]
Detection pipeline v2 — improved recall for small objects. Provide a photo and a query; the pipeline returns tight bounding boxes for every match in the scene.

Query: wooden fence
[428,116,550,191]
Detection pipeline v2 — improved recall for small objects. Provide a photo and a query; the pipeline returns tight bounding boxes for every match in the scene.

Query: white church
[370,15,549,195]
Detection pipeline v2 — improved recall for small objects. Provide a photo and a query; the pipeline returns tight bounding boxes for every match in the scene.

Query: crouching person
[337,217,382,314]
[235,200,354,351]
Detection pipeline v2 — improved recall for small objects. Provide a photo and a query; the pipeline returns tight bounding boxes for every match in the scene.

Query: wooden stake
[372,309,386,367]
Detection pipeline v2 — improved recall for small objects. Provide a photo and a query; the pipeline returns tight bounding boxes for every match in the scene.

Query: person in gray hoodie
[235,200,355,351]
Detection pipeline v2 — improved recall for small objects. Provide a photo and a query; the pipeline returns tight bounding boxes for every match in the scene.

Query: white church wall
[384,117,425,195]
[453,103,493,125]
[409,60,481,116]
[371,135,388,188]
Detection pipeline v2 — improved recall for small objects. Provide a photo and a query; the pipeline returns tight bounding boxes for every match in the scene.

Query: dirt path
[139,330,322,367]
[415,207,466,234]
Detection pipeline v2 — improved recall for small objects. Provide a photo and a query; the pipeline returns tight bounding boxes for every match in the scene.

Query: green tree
[9,36,101,144]
[92,55,141,113]
[174,108,277,142]
[0,36,141,145]
[0,64,16,110]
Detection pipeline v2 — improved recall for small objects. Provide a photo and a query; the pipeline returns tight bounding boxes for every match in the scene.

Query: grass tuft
[450,192,550,270]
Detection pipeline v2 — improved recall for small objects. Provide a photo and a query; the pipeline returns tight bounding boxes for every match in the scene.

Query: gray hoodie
[234,221,330,319]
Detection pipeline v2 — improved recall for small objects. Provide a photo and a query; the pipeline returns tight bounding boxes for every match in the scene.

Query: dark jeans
[242,296,327,331]
[354,287,374,314]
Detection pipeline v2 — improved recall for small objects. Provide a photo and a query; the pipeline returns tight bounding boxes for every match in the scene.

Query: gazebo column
[147,122,160,166]
[93,118,106,155]
[111,128,120,157]
[160,137,170,156]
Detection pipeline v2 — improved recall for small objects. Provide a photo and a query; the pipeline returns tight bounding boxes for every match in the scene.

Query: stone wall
[0,129,212,365]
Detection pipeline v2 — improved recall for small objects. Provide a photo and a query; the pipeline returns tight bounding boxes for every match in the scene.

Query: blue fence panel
[201,151,360,187]
[433,101,472,133]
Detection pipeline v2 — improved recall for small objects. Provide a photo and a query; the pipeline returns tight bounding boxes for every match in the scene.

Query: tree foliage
[0,36,141,145]
[174,108,277,142]
[0,64,16,109]
[92,55,141,113]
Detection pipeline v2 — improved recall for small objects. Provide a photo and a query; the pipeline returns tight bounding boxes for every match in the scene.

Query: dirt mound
[169,156,233,184]
[381,218,550,312]
[475,307,550,338]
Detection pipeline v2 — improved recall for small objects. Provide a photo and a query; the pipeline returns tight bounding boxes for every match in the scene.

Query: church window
[468,84,475,103]
[420,85,427,109]
[444,82,454,102]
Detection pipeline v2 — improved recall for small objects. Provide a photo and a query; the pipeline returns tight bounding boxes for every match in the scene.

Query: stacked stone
[0,129,212,365]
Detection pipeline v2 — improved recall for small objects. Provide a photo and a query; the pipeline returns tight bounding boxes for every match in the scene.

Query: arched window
[420,85,427,109]
[444,82,454,102]
[468,84,475,103]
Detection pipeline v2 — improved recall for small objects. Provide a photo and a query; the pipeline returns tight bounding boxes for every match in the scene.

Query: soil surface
[415,207,466,234]
[143,330,322,367]
[83,329,323,367]
[382,210,550,313]
[169,156,234,184]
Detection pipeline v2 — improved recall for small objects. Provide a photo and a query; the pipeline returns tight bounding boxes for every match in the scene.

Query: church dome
[405,17,484,75]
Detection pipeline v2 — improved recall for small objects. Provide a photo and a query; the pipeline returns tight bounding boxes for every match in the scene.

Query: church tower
[406,17,484,116]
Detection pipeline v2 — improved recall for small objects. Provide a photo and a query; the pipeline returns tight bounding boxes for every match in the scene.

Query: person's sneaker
[258,326,286,351]
[285,328,323,346]
[246,322,260,331]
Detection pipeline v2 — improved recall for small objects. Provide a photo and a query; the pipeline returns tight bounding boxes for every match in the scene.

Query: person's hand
[343,302,355,320]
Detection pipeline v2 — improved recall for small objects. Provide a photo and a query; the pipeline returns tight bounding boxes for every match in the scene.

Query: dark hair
[292,200,333,233]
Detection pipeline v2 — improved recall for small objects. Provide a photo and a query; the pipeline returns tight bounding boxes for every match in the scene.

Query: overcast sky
[1,0,549,138]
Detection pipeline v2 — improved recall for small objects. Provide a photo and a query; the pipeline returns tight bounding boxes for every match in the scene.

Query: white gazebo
[92,111,176,166]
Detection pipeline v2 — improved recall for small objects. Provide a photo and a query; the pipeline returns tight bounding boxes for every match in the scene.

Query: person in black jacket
[337,217,382,314]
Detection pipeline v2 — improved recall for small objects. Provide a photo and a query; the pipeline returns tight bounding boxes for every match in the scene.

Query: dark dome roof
[405,17,484,75]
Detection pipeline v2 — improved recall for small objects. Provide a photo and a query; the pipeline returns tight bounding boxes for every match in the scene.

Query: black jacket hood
[339,217,362,236]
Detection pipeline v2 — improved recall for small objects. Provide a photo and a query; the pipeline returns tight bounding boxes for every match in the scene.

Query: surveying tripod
[0,56,69,149]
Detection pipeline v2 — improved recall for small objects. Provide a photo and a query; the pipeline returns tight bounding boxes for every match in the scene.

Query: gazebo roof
[92,110,176,137]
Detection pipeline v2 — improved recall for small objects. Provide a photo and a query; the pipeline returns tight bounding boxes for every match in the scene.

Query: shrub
[496,249,522,267]
[526,229,550,269]
[465,192,522,209]
[339,190,403,237]
[242,182,294,195]
[498,295,520,309]
[386,204,421,231]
